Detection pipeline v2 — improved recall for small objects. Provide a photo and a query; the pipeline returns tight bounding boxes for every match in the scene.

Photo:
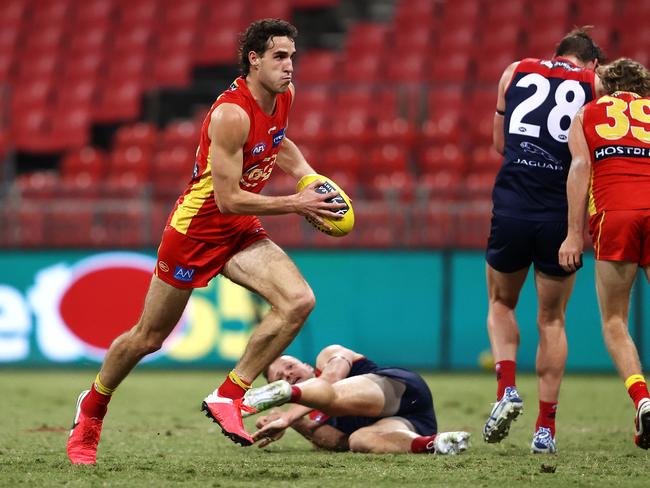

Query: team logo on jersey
[252,142,267,155]
[520,142,562,165]
[229,81,238,91]
[174,266,195,282]
[271,128,285,147]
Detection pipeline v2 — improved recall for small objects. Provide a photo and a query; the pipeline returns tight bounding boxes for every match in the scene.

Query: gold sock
[229,370,252,390]
[625,374,646,391]
[94,373,116,396]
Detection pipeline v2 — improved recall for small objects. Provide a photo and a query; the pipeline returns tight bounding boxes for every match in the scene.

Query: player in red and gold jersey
[560,58,650,449]
[67,19,346,464]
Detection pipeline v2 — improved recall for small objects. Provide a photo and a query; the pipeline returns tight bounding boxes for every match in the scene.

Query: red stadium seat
[526,25,567,59]
[193,26,239,65]
[16,52,59,82]
[386,51,426,82]
[416,143,466,174]
[327,108,371,145]
[368,143,409,175]
[114,122,158,149]
[161,120,199,150]
[416,170,463,202]
[60,52,103,83]
[320,143,363,177]
[94,79,143,122]
[341,52,381,82]
[366,171,416,202]
[61,146,108,182]
[75,0,114,24]
[462,171,497,200]
[429,52,470,83]
[151,50,191,88]
[345,23,387,52]
[419,114,462,144]
[49,107,92,150]
[286,112,329,146]
[108,145,152,181]
[374,117,416,146]
[111,25,153,55]
[56,79,97,109]
[249,0,292,21]
[469,145,502,174]
[11,79,52,113]
[295,50,338,83]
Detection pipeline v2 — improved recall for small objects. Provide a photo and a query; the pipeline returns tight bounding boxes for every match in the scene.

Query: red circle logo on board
[57,253,155,351]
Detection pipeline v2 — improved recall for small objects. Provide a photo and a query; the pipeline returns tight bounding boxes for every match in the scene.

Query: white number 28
[508,73,586,142]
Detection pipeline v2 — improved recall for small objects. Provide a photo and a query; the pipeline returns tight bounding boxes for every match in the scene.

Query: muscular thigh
[222,238,310,305]
[534,269,575,321]
[137,275,192,337]
[353,417,416,435]
[331,375,388,417]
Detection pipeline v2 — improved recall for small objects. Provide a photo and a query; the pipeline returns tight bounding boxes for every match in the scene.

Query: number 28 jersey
[493,57,596,221]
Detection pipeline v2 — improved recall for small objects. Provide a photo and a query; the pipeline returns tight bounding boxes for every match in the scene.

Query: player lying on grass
[241,345,470,454]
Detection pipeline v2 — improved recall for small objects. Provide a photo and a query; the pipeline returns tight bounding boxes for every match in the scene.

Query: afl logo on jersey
[252,142,266,155]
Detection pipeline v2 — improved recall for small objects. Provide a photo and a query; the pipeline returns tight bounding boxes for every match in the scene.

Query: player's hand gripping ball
[296,174,354,237]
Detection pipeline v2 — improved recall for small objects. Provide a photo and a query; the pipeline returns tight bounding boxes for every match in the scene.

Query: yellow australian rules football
[296,174,355,237]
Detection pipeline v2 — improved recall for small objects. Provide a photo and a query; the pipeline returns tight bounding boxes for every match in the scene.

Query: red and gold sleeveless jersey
[583,91,650,214]
[167,77,292,242]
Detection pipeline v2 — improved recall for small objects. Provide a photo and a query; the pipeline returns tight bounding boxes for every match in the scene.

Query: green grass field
[1,370,648,487]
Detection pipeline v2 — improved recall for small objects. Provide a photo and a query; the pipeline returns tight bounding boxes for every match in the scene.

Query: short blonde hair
[598,58,650,97]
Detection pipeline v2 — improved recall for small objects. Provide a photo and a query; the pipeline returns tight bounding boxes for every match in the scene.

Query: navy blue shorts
[325,368,438,436]
[486,214,578,277]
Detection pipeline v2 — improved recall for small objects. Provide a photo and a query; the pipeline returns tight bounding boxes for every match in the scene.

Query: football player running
[66,19,346,464]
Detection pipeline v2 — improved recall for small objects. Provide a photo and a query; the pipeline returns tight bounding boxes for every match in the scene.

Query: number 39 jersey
[493,57,596,221]
[583,91,650,213]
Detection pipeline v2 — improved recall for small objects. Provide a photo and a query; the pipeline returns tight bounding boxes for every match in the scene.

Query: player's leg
[245,376,388,417]
[531,269,574,453]
[222,238,314,382]
[483,264,527,442]
[203,238,315,444]
[597,260,650,448]
[484,215,532,444]
[67,275,192,464]
[348,418,470,455]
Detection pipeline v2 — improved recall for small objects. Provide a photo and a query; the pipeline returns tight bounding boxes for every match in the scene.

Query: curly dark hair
[598,58,650,97]
[238,19,298,76]
[555,26,607,64]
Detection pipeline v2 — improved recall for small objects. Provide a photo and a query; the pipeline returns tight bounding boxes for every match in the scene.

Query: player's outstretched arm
[559,109,591,272]
[209,104,344,220]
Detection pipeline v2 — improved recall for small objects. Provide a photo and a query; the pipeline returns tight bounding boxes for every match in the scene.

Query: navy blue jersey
[492,57,596,221]
[322,357,438,436]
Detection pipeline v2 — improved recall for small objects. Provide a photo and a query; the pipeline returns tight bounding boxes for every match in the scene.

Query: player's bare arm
[209,103,343,219]
[275,136,316,179]
[559,109,591,272]
[493,61,519,155]
[315,345,359,383]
